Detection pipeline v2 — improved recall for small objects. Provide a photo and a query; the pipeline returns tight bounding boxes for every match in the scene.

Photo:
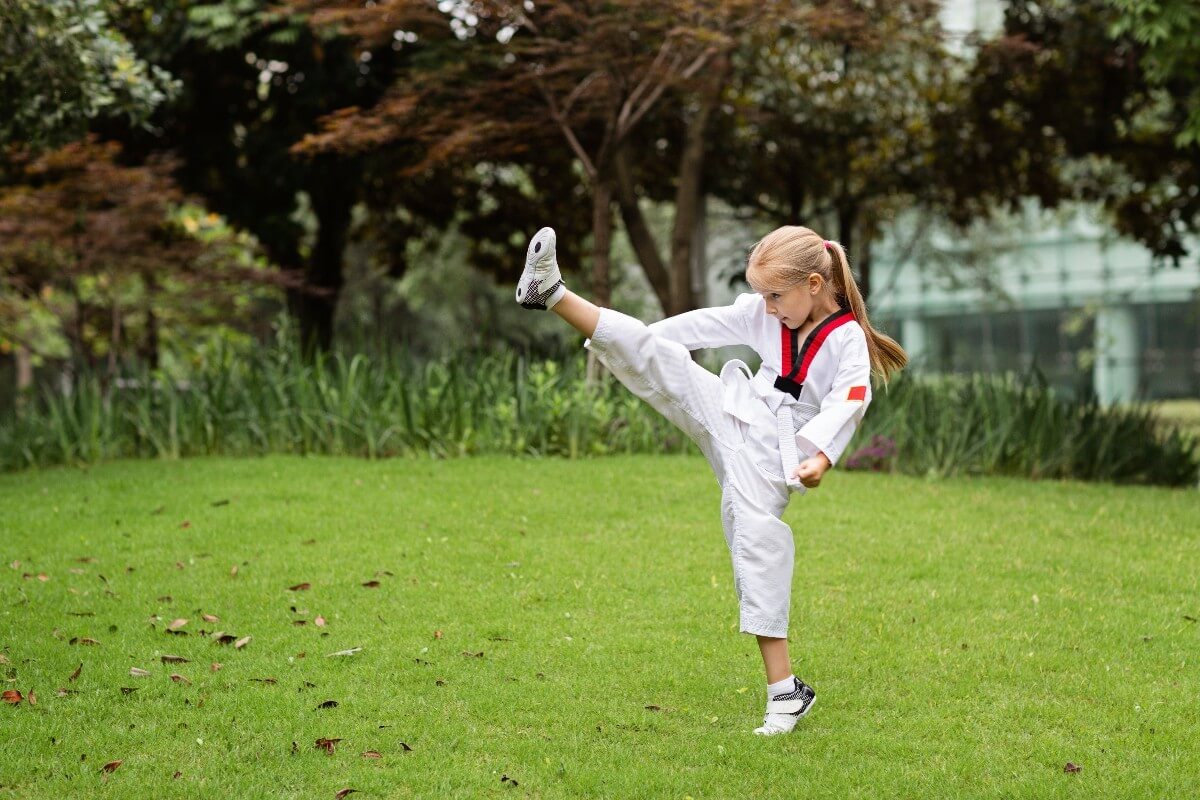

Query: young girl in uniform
[515,224,906,735]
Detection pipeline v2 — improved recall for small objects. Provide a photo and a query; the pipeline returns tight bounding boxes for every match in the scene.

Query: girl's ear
[809,273,823,295]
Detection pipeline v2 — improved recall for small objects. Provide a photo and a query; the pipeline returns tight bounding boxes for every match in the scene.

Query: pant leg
[721,447,794,639]
[587,306,795,637]
[584,307,745,467]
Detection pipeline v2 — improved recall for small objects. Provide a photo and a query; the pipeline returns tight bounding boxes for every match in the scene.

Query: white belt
[720,360,816,495]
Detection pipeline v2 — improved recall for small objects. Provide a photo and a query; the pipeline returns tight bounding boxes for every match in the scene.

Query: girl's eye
[770,293,780,300]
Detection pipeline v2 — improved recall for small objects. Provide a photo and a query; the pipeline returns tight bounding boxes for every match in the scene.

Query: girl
[515,224,906,735]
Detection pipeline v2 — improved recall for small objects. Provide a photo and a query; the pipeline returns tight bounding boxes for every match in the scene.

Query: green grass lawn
[1,456,1197,799]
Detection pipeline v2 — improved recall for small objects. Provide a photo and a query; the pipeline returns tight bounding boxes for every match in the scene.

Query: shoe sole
[753,694,816,736]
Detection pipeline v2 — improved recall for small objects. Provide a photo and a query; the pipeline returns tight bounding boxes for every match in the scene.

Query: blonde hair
[746,225,907,380]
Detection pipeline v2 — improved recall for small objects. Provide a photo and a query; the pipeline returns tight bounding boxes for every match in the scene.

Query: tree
[0,0,177,152]
[0,137,291,383]
[1108,0,1200,146]
[106,0,394,352]
[933,0,1200,262]
[703,0,954,299]
[293,0,853,315]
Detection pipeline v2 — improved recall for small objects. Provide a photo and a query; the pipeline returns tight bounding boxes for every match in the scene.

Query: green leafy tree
[937,0,1200,262]
[1108,0,1200,146]
[0,0,178,151]
[0,137,289,380]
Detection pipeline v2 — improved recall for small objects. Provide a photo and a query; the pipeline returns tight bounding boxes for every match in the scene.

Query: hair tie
[822,240,833,251]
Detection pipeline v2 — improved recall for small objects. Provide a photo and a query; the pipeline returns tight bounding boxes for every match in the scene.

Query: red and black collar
[774,306,855,399]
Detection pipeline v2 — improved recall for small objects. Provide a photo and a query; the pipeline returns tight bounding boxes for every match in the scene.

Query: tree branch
[533,73,597,179]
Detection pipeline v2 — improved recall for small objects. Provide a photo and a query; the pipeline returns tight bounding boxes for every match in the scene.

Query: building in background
[869,207,1200,402]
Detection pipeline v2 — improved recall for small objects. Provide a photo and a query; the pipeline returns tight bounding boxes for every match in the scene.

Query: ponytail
[825,240,907,381]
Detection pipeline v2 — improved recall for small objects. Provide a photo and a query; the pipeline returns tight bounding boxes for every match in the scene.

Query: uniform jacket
[647,292,873,473]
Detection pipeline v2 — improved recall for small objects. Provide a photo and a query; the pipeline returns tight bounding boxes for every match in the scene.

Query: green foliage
[1108,0,1200,146]
[2,339,1195,486]
[0,0,178,150]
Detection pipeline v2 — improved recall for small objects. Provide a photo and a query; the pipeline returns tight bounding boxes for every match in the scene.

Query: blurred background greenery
[1,0,1197,482]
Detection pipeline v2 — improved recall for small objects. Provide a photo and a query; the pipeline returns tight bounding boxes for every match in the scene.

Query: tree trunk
[295,160,358,357]
[614,147,671,313]
[691,193,708,308]
[668,56,729,315]
[837,203,862,297]
[107,300,121,379]
[591,176,614,308]
[143,271,160,371]
[858,229,873,301]
[15,346,33,398]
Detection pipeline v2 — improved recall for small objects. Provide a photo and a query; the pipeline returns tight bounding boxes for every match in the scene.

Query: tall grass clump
[0,339,688,471]
[1,339,1196,487]
[855,372,1199,486]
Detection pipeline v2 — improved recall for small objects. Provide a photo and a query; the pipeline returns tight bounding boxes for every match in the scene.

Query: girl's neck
[807,292,842,325]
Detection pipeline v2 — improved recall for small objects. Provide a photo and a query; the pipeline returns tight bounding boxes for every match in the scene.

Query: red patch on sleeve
[847,385,867,401]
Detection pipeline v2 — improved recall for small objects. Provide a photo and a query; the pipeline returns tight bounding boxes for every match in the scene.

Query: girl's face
[759,276,820,329]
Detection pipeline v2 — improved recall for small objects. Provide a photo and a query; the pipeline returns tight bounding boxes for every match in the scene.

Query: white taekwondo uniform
[583,292,872,638]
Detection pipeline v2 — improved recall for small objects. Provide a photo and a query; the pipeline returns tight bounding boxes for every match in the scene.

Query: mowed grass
[0,456,1197,799]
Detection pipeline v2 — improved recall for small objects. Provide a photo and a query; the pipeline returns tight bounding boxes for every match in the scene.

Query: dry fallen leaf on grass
[3,690,23,704]
[129,667,151,678]
[361,751,381,759]
[170,674,191,685]
[234,636,252,649]
[335,789,358,800]
[100,760,122,774]
[202,614,219,623]
[161,655,189,664]
[167,619,188,632]
[288,582,311,592]
[360,580,380,588]
[314,737,342,755]
[315,700,338,709]
[69,663,82,682]
[315,616,326,627]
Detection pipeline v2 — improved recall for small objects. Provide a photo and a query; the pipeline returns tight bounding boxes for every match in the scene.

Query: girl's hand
[791,453,832,488]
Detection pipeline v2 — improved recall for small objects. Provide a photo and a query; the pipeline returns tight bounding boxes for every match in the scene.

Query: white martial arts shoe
[516,226,566,310]
[753,677,816,736]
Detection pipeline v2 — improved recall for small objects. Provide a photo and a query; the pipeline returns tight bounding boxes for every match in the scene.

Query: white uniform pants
[585,308,795,638]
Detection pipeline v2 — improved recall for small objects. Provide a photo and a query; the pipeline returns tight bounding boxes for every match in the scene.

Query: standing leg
[720,452,817,735]
[757,636,792,684]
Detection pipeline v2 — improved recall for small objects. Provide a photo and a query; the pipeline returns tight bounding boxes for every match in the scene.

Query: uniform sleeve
[795,326,872,466]
[646,293,759,350]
